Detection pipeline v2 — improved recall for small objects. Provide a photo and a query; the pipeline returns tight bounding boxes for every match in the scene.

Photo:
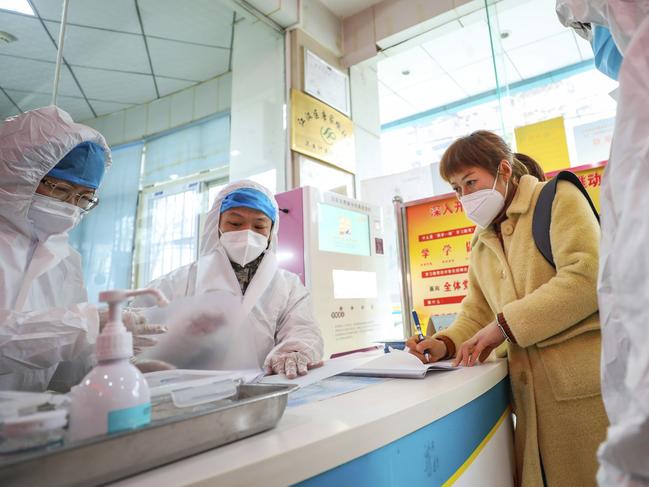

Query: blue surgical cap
[220,188,276,223]
[47,141,106,189]
[592,25,623,81]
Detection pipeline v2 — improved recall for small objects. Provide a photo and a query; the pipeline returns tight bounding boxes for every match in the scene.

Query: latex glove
[264,352,323,380]
[453,321,505,367]
[132,358,176,374]
[405,336,447,364]
[99,308,167,355]
[185,310,226,336]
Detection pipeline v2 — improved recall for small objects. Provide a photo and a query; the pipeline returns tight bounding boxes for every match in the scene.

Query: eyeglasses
[39,178,99,211]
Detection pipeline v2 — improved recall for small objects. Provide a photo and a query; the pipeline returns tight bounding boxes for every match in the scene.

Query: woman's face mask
[451,164,510,228]
[28,193,84,240]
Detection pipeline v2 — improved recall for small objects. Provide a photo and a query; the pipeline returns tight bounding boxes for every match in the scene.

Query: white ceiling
[0,0,235,121]
[377,0,595,125]
[319,0,384,19]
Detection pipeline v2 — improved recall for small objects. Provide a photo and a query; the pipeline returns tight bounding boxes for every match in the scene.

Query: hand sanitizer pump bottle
[68,288,168,442]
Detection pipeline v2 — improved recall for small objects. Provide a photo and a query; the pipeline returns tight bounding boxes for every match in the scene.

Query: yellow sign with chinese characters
[515,116,571,172]
[291,89,355,173]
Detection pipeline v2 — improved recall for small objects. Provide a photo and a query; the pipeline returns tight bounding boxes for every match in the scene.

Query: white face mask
[460,169,509,228]
[220,229,269,266]
[27,193,84,240]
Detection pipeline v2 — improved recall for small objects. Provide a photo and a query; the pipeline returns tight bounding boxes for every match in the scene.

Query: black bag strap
[532,171,600,268]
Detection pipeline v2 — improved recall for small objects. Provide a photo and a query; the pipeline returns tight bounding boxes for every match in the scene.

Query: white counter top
[114,360,508,487]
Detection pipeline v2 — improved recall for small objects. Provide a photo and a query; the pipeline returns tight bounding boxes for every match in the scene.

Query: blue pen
[412,311,431,362]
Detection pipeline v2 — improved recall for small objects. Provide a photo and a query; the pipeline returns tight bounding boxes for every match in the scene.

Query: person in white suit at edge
[133,180,324,379]
[556,2,649,485]
[0,106,165,392]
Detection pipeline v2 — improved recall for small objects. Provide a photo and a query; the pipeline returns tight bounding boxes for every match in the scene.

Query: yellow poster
[551,163,605,212]
[290,89,355,173]
[405,161,606,335]
[515,116,570,172]
[406,195,474,335]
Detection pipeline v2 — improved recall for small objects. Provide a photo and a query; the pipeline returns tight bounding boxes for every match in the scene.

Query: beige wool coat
[437,175,608,486]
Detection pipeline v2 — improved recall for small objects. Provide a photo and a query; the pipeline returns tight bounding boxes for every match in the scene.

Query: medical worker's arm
[264,274,324,379]
[0,303,99,385]
[502,181,600,347]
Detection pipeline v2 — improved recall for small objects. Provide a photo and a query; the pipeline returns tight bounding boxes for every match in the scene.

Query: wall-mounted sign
[291,89,355,173]
[304,49,350,116]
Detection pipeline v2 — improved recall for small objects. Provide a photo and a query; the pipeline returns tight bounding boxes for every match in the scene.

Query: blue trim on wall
[295,377,511,487]
[381,60,595,133]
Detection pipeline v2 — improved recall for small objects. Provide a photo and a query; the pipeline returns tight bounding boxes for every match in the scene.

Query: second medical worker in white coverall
[135,180,324,379]
[557,1,649,485]
[0,106,111,392]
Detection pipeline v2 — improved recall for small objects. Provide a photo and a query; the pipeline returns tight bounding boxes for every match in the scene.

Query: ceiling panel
[0,12,56,61]
[147,38,229,81]
[421,17,492,71]
[380,93,416,124]
[54,96,95,121]
[139,0,234,47]
[378,46,445,91]
[0,56,82,97]
[90,100,132,117]
[44,21,149,73]
[73,67,155,104]
[156,78,198,97]
[5,89,92,121]
[0,90,20,119]
[507,30,583,79]
[31,0,141,33]
[496,0,568,51]
[399,74,467,113]
[319,0,384,18]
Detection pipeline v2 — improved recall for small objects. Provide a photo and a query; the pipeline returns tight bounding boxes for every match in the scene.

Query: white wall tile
[124,104,147,141]
[147,97,171,135]
[193,78,220,120]
[170,89,194,127]
[217,73,232,114]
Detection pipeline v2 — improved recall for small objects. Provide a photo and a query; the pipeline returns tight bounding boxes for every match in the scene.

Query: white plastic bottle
[68,288,168,442]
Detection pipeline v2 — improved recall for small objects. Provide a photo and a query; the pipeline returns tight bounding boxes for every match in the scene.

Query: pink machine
[275,186,398,357]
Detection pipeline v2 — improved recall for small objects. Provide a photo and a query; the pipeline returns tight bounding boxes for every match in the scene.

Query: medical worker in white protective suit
[134,180,324,379]
[0,106,162,392]
[557,2,649,485]
[0,106,111,392]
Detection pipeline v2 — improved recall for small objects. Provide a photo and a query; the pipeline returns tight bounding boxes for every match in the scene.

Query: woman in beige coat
[408,131,608,486]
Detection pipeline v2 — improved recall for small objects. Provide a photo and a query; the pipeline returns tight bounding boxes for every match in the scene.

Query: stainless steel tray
[0,383,297,487]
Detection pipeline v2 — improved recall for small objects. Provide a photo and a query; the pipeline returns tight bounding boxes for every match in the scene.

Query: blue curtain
[69,143,142,303]
[141,114,230,186]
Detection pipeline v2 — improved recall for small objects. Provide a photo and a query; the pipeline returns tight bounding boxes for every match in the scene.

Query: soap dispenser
[68,288,168,442]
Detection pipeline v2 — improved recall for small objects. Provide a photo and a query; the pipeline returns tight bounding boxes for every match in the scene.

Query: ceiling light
[0,31,17,44]
[0,0,35,15]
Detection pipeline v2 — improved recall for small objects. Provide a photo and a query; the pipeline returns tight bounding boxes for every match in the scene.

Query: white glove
[99,308,168,355]
[264,351,323,380]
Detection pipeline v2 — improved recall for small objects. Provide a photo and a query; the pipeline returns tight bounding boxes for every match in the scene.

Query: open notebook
[342,349,458,379]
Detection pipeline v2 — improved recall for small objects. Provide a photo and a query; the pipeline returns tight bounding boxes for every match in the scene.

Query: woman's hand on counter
[453,321,505,367]
[405,336,447,363]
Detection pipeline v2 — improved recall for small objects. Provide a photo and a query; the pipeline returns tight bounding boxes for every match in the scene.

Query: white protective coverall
[557,2,649,485]
[0,106,111,392]
[135,180,324,372]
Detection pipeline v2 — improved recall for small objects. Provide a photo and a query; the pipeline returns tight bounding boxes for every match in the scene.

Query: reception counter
[113,360,513,486]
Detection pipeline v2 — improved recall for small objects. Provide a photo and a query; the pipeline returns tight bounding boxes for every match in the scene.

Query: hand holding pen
[411,311,431,362]
[405,311,448,364]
